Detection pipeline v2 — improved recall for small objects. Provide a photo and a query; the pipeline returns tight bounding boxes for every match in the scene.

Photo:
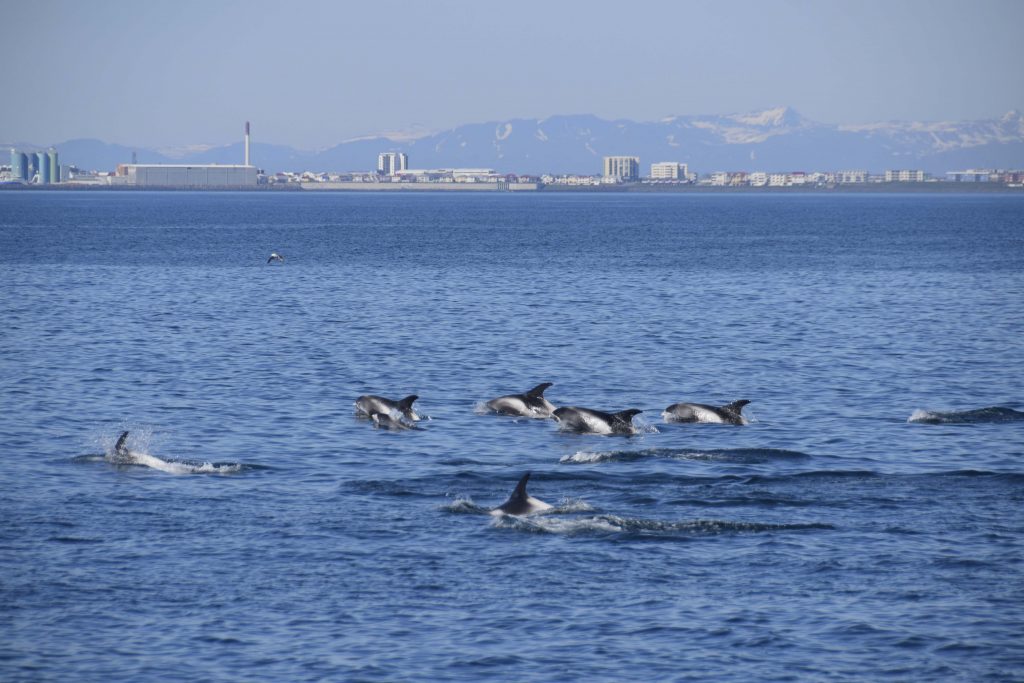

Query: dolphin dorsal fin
[511,472,532,501]
[114,431,129,456]
[526,383,553,398]
[725,400,751,414]
[398,395,419,411]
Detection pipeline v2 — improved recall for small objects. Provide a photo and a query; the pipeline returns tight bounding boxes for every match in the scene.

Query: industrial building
[118,164,258,187]
[8,147,60,183]
[117,122,258,188]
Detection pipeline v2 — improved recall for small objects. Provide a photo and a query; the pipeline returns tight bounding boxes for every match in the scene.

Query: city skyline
[12,107,1021,178]
[2,0,1023,149]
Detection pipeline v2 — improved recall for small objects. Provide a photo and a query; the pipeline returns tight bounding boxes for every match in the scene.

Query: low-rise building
[946,169,997,182]
[650,162,688,180]
[836,170,868,184]
[885,169,928,182]
[119,164,258,187]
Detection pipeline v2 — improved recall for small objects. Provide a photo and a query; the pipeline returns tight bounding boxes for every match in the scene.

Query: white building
[650,162,689,180]
[749,172,768,187]
[377,152,409,176]
[836,170,868,184]
[884,169,927,182]
[946,169,997,182]
[708,171,749,186]
[603,156,640,181]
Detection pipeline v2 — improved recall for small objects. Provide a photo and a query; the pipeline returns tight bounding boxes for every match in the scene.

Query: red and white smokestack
[244,121,251,166]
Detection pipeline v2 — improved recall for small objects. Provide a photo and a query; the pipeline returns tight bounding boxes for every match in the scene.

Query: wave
[490,514,833,537]
[561,447,812,465]
[441,496,596,516]
[908,406,1024,424]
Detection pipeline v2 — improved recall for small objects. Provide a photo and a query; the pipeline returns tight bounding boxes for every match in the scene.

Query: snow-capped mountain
[19,108,1023,175]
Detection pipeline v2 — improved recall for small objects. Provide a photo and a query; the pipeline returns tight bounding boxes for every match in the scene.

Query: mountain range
[7,107,1023,175]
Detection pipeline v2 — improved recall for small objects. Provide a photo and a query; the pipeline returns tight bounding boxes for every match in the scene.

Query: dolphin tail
[526,382,553,398]
[397,395,419,411]
[114,431,130,456]
[614,409,643,422]
[726,400,751,414]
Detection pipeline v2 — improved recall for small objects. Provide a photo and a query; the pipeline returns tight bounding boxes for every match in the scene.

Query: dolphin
[267,252,285,264]
[490,472,553,516]
[355,394,421,421]
[370,412,419,431]
[113,430,131,459]
[552,406,643,435]
[662,399,751,425]
[485,382,557,418]
[105,431,171,468]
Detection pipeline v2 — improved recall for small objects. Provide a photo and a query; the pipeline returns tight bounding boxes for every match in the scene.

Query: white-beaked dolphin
[355,394,421,421]
[485,382,557,418]
[662,400,751,425]
[490,472,553,516]
[552,406,643,435]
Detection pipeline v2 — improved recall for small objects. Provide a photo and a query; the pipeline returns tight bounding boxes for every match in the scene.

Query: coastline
[0,181,1020,193]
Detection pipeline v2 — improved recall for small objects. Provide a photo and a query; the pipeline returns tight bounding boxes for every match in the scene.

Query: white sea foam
[634,417,660,434]
[440,496,488,514]
[560,450,613,464]
[553,497,595,513]
[111,451,243,475]
[490,514,622,535]
[491,514,832,536]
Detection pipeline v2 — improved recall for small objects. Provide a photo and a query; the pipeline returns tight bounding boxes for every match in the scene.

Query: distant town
[4,123,1022,191]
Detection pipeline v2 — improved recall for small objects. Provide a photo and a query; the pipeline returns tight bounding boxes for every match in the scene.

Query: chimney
[245,121,251,166]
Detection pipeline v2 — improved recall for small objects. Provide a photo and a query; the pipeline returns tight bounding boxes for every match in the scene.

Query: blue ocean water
[1,191,1023,681]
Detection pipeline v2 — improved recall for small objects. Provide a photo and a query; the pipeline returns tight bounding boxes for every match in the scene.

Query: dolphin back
[496,472,537,515]
[511,471,531,501]
[526,383,553,398]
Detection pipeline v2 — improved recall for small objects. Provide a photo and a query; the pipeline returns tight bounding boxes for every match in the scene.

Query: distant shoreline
[1,181,1020,194]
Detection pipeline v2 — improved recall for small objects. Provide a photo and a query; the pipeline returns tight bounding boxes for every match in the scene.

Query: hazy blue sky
[2,0,1022,149]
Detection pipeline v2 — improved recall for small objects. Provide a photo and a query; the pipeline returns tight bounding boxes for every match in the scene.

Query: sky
[2,0,1022,150]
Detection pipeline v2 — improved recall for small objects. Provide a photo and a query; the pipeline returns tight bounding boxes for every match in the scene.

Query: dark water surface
[1,191,1023,681]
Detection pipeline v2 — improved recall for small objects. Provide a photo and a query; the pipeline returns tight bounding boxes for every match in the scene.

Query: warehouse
[120,164,257,187]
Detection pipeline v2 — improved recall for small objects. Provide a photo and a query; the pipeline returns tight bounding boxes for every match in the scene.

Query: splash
[441,496,490,515]
[74,430,254,475]
[441,496,594,516]
[491,514,833,537]
[560,447,811,465]
[908,406,1024,424]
